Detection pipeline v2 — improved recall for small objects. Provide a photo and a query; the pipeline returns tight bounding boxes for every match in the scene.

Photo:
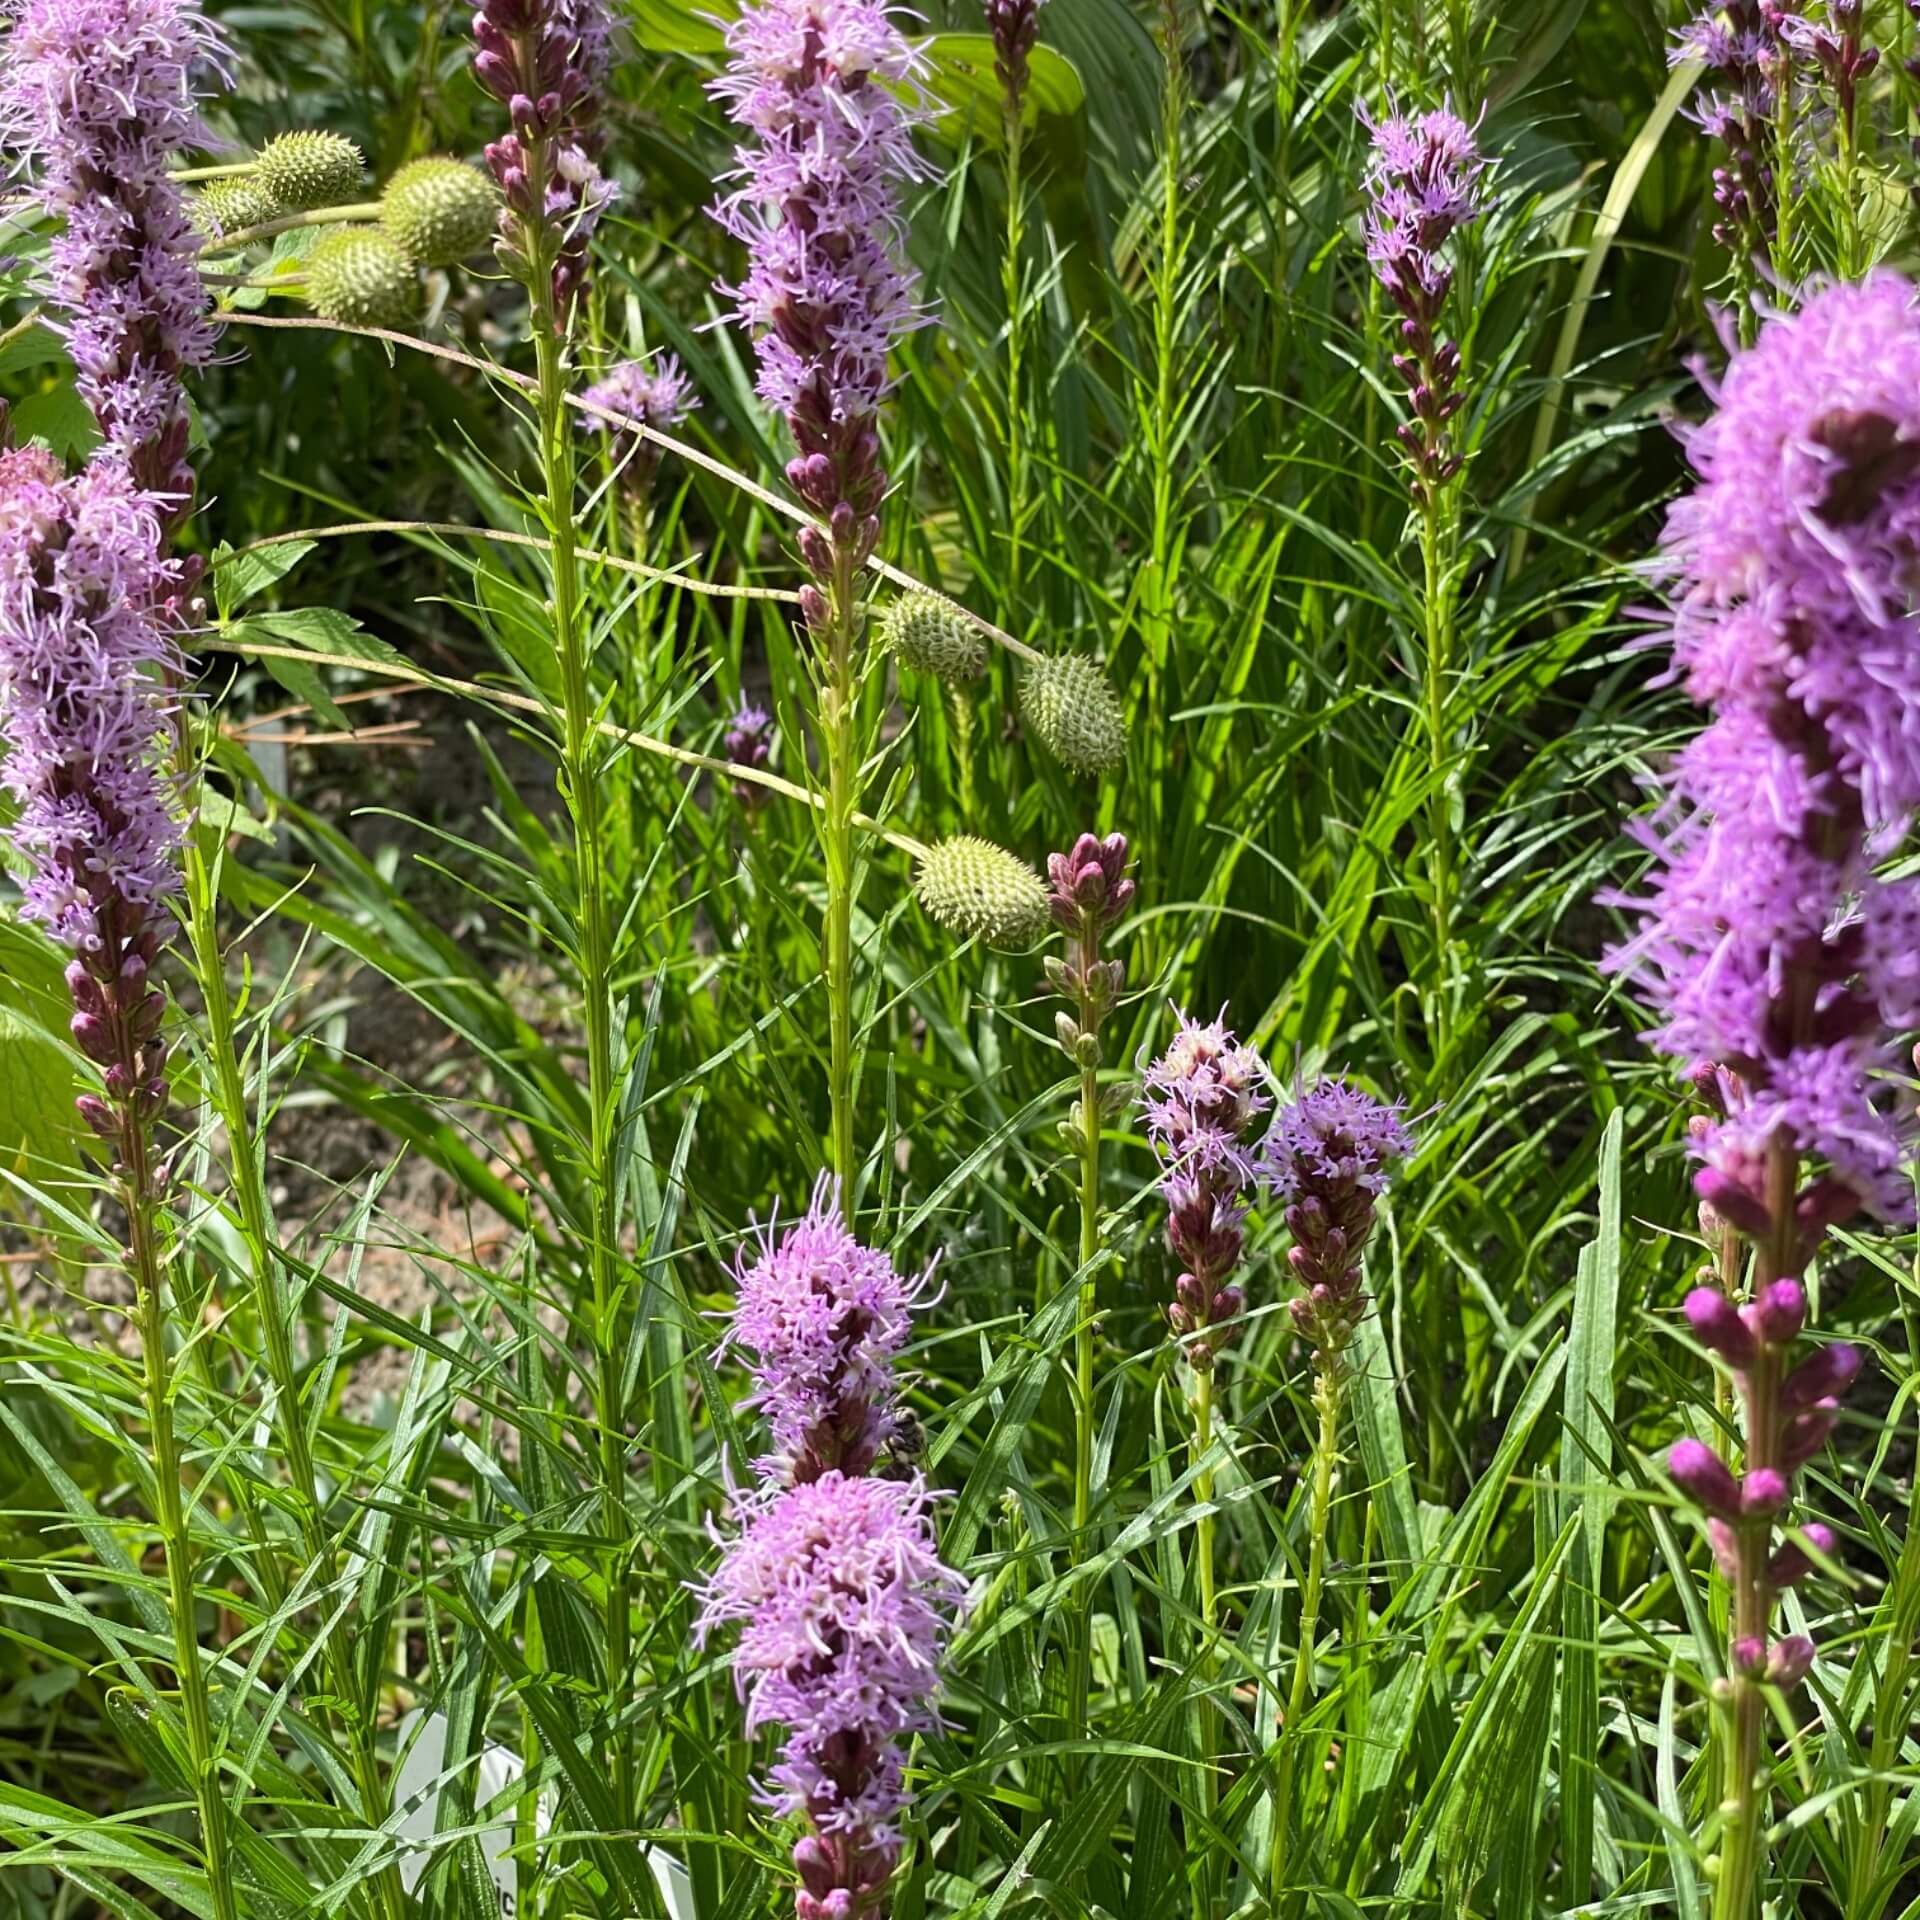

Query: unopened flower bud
[1685,1286,1756,1368]
[1669,1437,1741,1517]
[1781,1342,1863,1410]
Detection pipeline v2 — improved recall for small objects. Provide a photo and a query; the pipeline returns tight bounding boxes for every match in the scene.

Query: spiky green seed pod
[877,590,987,684]
[1016,651,1128,775]
[914,836,1050,947]
[379,157,500,268]
[254,130,364,212]
[192,176,279,239]
[302,228,419,330]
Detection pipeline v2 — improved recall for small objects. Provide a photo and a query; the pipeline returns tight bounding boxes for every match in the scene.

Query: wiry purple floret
[0,447,183,956]
[1260,1078,1414,1202]
[0,0,230,510]
[1606,273,1920,1224]
[725,1174,931,1482]
[694,1471,966,1914]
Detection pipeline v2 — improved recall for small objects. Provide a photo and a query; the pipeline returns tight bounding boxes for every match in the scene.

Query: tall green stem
[120,1108,241,1920]
[1066,1049,1102,1764]
[1002,104,1029,626]
[823,538,862,1191]
[1190,1365,1219,1917]
[178,824,409,1920]
[527,200,632,1823]
[1268,1362,1339,1908]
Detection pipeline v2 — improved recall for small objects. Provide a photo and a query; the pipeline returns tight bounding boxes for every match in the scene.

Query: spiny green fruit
[877,590,987,684]
[303,228,418,330]
[380,158,499,268]
[191,176,278,239]
[1016,651,1128,775]
[914,837,1050,947]
[254,130,364,212]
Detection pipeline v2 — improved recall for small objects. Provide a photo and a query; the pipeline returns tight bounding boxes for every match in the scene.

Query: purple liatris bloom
[725,1175,932,1481]
[1606,272,1920,1229]
[579,353,697,494]
[1144,1008,1269,1368]
[695,1470,967,1919]
[0,445,182,1131]
[1671,3,1786,257]
[726,699,774,811]
[1260,1078,1414,1362]
[708,0,933,592]
[1360,97,1486,504]
[471,0,618,318]
[0,0,230,517]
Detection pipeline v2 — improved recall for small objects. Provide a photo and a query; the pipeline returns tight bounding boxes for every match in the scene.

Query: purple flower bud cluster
[1782,0,1878,143]
[726,699,775,812]
[982,0,1047,121]
[0,0,230,518]
[579,352,697,496]
[0,447,183,1140]
[705,1178,963,1916]
[1144,1009,1269,1369]
[1043,832,1131,1092]
[1360,99,1486,504]
[1668,1275,1862,1690]
[1260,1079,1414,1362]
[694,1471,966,1917]
[471,0,617,318]
[725,1174,934,1482]
[1671,4,1788,257]
[1605,273,1920,1229]
[708,0,933,602]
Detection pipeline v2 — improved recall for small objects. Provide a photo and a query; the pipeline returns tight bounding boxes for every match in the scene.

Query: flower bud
[914,836,1050,947]
[1765,1635,1815,1688]
[1668,1437,1741,1517]
[1739,1467,1789,1516]
[254,129,365,211]
[1768,1522,1837,1587]
[1693,1166,1773,1237]
[1781,1342,1863,1410]
[1750,1278,1807,1346]
[1781,1400,1840,1468]
[878,591,988,685]
[380,156,500,267]
[1683,1285,1755,1366]
[1055,1012,1081,1054]
[74,1094,115,1137]
[1731,1634,1767,1676]
[1016,651,1127,775]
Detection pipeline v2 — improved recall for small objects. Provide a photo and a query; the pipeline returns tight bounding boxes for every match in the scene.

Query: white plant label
[393,1709,695,1918]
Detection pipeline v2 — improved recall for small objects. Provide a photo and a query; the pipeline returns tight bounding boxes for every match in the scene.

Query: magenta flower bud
[1765,1636,1815,1689]
[74,1094,116,1137]
[1685,1286,1757,1367]
[1796,1177,1863,1242]
[1781,1342,1864,1410]
[1768,1522,1838,1587]
[1692,1167,1773,1237]
[1731,1634,1768,1676]
[1739,1467,1790,1515]
[1707,1518,1739,1580]
[1750,1278,1806,1345]
[1781,1401,1840,1468]
[69,1012,112,1063]
[1668,1437,1741,1517]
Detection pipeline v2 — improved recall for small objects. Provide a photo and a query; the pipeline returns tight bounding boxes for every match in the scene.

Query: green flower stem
[1267,1360,1340,1910]
[117,1097,241,1920]
[1001,88,1029,625]
[199,200,384,252]
[177,816,410,1920]
[1066,1035,1103,1772]
[1190,1362,1220,1915]
[524,179,634,1828]
[822,537,863,1192]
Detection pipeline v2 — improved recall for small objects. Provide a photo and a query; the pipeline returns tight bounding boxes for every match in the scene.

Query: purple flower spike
[708,0,933,588]
[1669,1437,1741,1517]
[0,0,231,517]
[1144,1008,1269,1369]
[695,1471,967,1917]
[580,354,697,495]
[1360,96,1487,503]
[725,700,775,812]
[725,1174,932,1483]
